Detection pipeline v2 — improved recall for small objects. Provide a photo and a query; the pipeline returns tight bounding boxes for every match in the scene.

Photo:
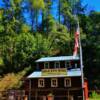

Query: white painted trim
[51,78,58,87]
[44,62,49,69]
[38,79,45,87]
[64,78,71,87]
[54,61,60,68]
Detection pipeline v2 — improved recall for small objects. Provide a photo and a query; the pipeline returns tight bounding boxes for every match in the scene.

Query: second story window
[75,63,78,68]
[65,61,71,69]
[38,79,45,87]
[44,62,49,69]
[55,62,60,68]
[51,78,58,87]
[64,78,71,87]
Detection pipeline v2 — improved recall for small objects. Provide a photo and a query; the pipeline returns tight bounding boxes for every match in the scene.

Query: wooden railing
[0,90,28,100]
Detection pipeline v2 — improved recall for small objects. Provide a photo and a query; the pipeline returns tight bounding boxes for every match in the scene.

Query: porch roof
[36,56,79,62]
[27,68,81,78]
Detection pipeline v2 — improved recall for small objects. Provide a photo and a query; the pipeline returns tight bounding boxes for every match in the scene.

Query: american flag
[73,24,80,56]
[73,16,85,100]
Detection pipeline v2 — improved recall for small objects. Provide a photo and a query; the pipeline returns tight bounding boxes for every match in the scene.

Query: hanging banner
[42,68,67,76]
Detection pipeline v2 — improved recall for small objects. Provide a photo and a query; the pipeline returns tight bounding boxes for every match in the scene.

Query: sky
[0,0,100,12]
[83,0,100,12]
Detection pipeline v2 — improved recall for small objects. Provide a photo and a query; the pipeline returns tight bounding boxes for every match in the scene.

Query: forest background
[0,0,100,92]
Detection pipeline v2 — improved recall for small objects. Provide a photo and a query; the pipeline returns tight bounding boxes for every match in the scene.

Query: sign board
[42,68,67,76]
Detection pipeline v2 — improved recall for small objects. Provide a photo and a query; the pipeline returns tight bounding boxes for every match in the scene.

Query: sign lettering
[42,68,67,76]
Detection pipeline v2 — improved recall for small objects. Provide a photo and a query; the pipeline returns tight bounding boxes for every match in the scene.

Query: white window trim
[38,79,45,87]
[64,78,71,87]
[51,78,58,87]
[55,61,60,68]
[44,62,49,69]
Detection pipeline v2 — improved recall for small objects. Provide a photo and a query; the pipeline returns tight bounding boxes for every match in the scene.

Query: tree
[40,0,52,33]
[79,11,100,89]
[2,0,24,34]
[0,67,29,94]
[29,0,45,31]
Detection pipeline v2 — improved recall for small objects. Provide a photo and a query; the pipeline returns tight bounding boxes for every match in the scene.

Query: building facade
[26,56,85,100]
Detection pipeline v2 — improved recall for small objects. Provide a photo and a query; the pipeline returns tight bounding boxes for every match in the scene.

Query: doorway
[39,96,47,100]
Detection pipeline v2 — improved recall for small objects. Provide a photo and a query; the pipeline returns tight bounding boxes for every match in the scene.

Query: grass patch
[89,91,100,100]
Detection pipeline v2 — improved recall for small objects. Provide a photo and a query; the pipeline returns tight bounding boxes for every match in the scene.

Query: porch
[28,88,83,100]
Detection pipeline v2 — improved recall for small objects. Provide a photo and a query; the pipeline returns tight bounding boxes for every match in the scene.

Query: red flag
[73,25,79,56]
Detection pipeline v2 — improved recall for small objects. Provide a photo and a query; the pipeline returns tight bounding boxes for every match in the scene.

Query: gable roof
[36,56,79,62]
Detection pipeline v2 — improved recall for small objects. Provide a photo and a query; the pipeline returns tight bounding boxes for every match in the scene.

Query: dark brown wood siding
[38,61,80,70]
[29,77,81,89]
[31,79,38,88]
[25,77,83,100]
[60,61,65,68]
[38,62,44,70]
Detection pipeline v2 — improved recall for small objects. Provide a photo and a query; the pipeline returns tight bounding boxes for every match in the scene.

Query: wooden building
[26,56,86,100]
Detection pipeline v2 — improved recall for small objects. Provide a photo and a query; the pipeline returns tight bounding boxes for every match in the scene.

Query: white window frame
[55,62,60,68]
[38,79,45,87]
[65,61,71,68]
[44,62,49,69]
[64,78,71,87]
[51,78,58,87]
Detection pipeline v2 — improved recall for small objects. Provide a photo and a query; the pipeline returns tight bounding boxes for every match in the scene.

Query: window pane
[44,62,49,69]
[51,78,58,87]
[65,61,71,69]
[55,62,60,68]
[64,78,71,87]
[38,79,45,87]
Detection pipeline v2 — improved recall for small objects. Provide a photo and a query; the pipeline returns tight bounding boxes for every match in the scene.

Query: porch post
[35,90,38,100]
[29,79,31,100]
[68,89,69,100]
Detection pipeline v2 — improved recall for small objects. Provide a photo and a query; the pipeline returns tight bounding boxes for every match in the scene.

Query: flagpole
[77,17,85,100]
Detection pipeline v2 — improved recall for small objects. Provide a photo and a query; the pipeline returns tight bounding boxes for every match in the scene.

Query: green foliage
[0,29,70,73]
[60,0,73,20]
[21,24,30,33]
[0,9,4,32]
[0,58,4,65]
[79,12,100,89]
[14,33,35,67]
[30,0,45,10]
[0,67,29,91]
[90,91,100,99]
[0,9,3,20]
[0,0,99,91]
[28,0,45,31]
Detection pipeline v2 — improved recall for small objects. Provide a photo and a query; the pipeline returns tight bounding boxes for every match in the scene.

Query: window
[55,62,60,68]
[51,78,58,87]
[38,79,45,87]
[75,63,78,68]
[65,61,71,69]
[44,62,49,69]
[64,78,71,87]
